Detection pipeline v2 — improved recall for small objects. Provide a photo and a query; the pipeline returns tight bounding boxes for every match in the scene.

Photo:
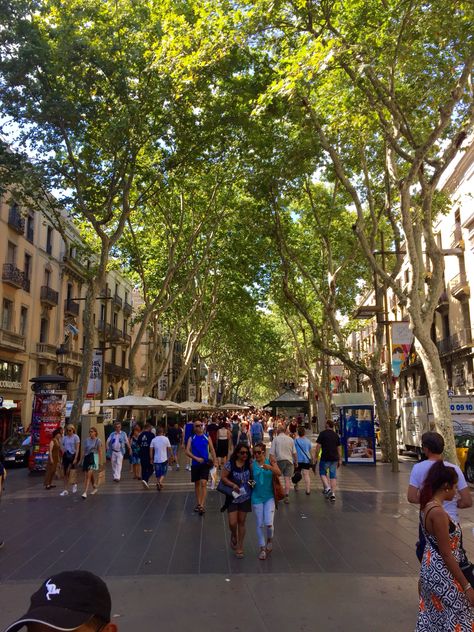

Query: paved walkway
[1,452,473,631]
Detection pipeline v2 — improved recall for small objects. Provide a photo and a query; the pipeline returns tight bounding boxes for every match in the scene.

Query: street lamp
[55,344,68,376]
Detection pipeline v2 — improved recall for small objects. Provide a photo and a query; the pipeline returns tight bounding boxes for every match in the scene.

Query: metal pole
[381,231,399,473]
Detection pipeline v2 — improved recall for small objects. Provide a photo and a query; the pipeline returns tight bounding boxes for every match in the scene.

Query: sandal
[230,535,238,550]
[266,541,273,554]
[193,505,201,512]
[235,551,244,559]
[258,549,267,560]
[198,506,206,515]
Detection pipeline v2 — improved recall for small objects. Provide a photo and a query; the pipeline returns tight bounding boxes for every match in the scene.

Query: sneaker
[329,492,336,502]
[176,464,180,470]
[72,484,78,494]
[60,490,69,496]
[322,488,331,498]
[91,487,98,495]
[185,465,191,471]
[81,492,87,499]
[142,480,149,489]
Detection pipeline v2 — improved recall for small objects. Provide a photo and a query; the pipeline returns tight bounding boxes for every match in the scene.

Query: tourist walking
[250,416,264,447]
[167,422,182,470]
[185,419,217,515]
[294,427,313,495]
[44,428,62,490]
[150,426,173,490]
[270,425,297,504]
[183,419,194,471]
[60,424,80,496]
[237,421,251,447]
[81,427,102,499]
[220,443,253,558]
[216,420,231,468]
[137,422,155,489]
[106,422,130,482]
[415,461,474,630]
[315,420,341,502]
[407,431,471,526]
[252,442,281,560]
[129,423,142,480]
[231,415,240,448]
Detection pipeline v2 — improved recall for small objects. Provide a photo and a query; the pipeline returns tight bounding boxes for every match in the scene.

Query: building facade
[0,193,133,441]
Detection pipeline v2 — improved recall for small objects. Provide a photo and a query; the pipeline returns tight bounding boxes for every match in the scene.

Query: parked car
[2,435,31,467]
[460,435,474,483]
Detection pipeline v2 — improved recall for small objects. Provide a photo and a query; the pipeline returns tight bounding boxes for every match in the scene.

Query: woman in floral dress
[416,461,474,631]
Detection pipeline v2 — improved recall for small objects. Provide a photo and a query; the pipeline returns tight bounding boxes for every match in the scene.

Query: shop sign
[0,380,22,389]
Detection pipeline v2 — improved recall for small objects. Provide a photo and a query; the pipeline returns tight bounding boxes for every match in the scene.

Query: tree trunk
[414,332,457,463]
[370,371,391,463]
[69,274,103,427]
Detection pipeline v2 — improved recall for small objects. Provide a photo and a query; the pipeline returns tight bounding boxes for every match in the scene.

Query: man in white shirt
[407,431,472,524]
[270,425,298,504]
[150,426,173,491]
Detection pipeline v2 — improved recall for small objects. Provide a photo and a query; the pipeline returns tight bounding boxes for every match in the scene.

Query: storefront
[0,363,25,441]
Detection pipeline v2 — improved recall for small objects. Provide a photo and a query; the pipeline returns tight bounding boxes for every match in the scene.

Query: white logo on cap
[45,579,61,601]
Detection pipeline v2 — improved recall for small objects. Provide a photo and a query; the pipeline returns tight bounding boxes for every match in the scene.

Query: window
[2,299,13,330]
[24,253,32,281]
[26,213,34,242]
[44,268,51,287]
[7,242,16,265]
[111,347,116,364]
[19,306,28,337]
[0,361,22,383]
[100,303,105,322]
[122,349,127,367]
[39,318,49,343]
[46,226,53,255]
[123,319,128,335]
[113,312,118,327]
[67,283,73,300]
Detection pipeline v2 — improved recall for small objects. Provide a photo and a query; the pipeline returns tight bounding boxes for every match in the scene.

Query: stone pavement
[1,453,473,631]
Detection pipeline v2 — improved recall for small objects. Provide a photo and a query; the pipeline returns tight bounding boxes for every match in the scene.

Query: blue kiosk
[333,393,376,465]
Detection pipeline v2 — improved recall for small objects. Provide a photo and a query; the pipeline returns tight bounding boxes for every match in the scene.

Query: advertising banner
[330,365,344,393]
[30,391,67,471]
[86,350,102,398]
[391,322,414,377]
[340,405,376,465]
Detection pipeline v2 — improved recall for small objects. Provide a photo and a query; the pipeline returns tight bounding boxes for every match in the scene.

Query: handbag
[217,479,235,496]
[82,453,95,469]
[272,473,285,503]
[291,470,302,485]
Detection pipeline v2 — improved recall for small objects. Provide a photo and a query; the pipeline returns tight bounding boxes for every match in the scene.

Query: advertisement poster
[342,406,376,464]
[330,365,344,393]
[86,350,102,398]
[391,322,414,377]
[30,391,67,471]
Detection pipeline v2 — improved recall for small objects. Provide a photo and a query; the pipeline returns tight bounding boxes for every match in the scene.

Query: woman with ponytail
[416,461,474,630]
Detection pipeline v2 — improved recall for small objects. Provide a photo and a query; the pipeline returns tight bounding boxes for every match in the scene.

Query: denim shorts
[154,461,168,478]
[319,460,337,479]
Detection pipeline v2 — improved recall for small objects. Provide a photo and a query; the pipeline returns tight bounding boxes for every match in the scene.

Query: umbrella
[100,395,176,408]
[218,403,250,411]
[175,400,204,411]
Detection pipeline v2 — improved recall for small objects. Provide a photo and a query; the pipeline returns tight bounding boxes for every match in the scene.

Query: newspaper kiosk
[333,393,376,465]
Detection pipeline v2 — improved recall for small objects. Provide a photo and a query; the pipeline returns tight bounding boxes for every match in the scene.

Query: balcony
[40,286,59,307]
[450,223,464,248]
[435,290,449,313]
[62,254,87,281]
[110,326,122,341]
[64,298,80,317]
[2,263,26,289]
[123,301,132,316]
[36,343,57,359]
[0,328,26,351]
[448,273,470,300]
[105,362,130,378]
[98,320,112,338]
[123,333,131,345]
[436,328,474,356]
[8,207,25,233]
[112,293,123,310]
[100,287,111,299]
[64,349,83,366]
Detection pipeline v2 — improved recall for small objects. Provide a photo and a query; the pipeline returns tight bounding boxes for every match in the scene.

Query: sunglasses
[254,450,263,455]
[238,451,249,456]
[194,424,202,427]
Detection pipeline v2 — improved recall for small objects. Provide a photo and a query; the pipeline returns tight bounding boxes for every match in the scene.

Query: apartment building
[0,193,134,441]
[348,139,474,404]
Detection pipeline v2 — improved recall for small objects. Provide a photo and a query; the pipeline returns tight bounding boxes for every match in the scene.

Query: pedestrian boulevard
[3,457,473,630]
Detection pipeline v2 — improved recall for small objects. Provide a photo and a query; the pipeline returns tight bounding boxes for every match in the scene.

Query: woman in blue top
[252,442,281,560]
[294,427,314,495]
[220,442,253,559]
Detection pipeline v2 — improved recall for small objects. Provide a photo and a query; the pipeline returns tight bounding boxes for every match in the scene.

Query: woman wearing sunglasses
[220,443,253,558]
[252,442,281,560]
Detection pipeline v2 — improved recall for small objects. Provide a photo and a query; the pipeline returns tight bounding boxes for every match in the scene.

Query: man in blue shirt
[250,417,264,447]
[185,419,217,515]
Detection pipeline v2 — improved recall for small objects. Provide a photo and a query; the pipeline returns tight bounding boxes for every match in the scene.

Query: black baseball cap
[4,570,112,631]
